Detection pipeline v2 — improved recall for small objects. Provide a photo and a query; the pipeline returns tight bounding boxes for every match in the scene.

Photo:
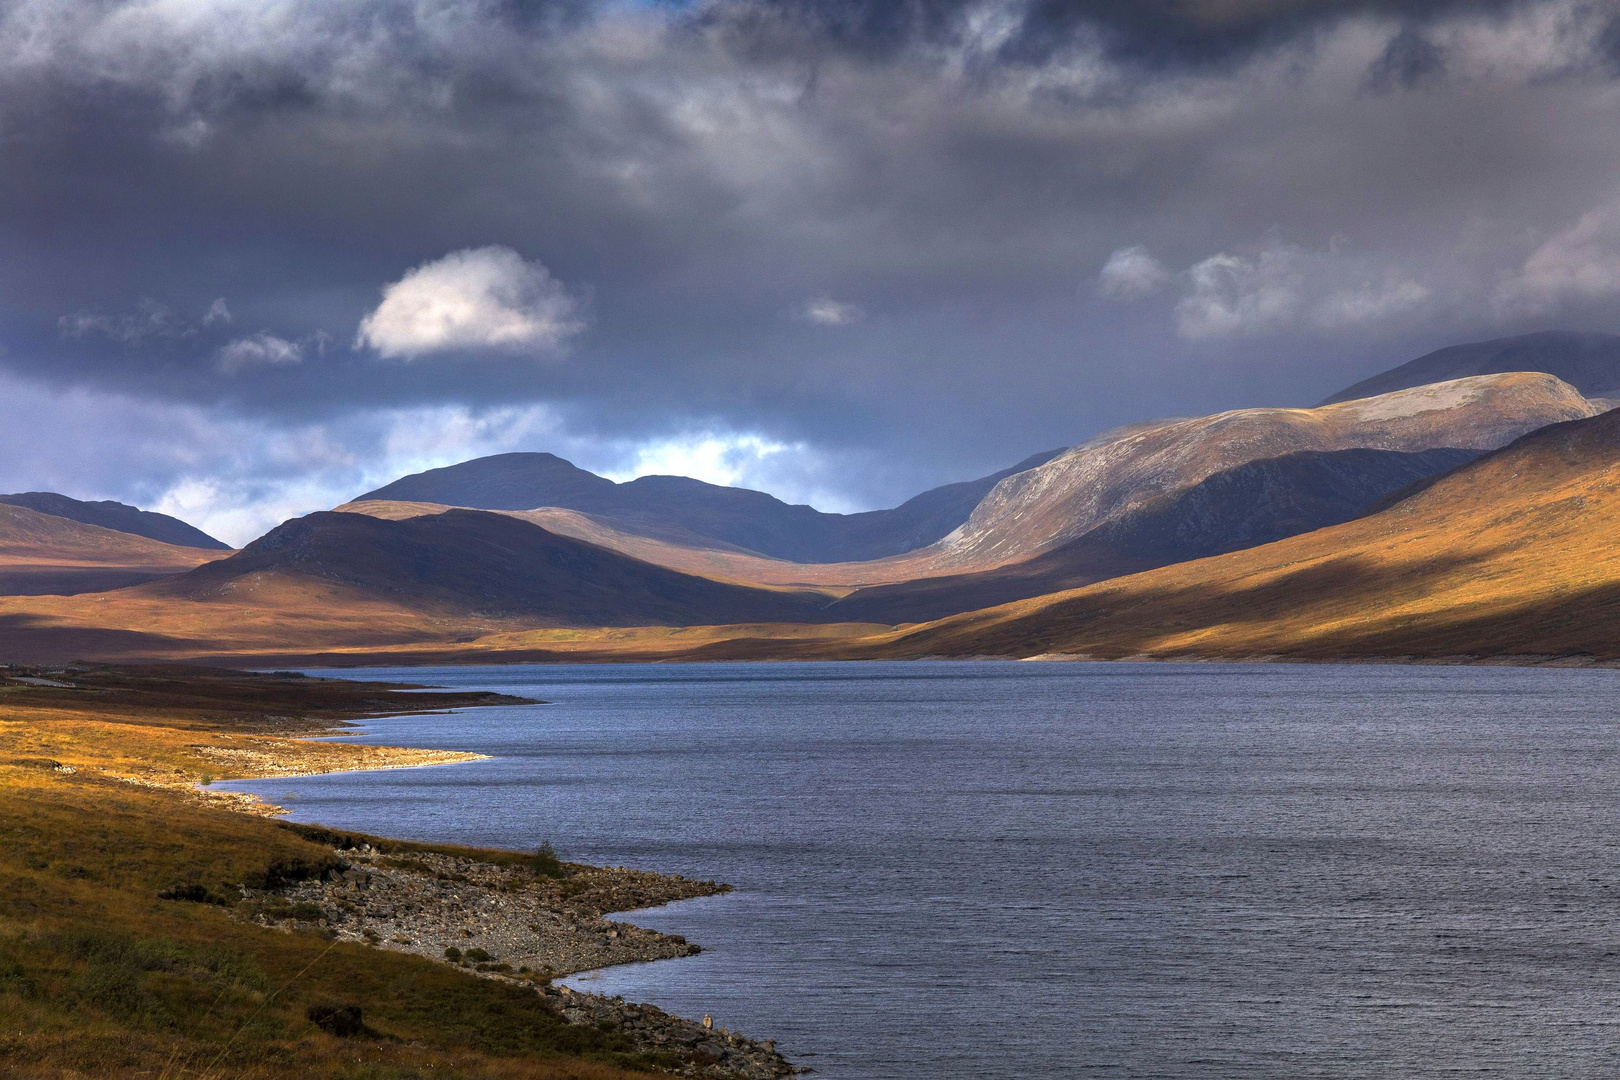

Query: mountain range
[867,402,1620,662]
[3,329,1620,665]
[355,448,1064,563]
[161,509,831,626]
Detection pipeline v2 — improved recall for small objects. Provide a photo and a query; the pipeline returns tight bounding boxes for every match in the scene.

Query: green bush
[529,841,565,879]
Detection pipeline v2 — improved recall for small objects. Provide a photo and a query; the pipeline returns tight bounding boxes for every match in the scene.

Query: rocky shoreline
[246,841,797,1078]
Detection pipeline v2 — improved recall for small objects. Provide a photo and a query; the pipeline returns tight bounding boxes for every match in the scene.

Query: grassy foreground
[0,665,687,1080]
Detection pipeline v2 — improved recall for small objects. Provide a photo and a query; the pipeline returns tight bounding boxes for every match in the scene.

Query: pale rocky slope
[915,372,1602,573]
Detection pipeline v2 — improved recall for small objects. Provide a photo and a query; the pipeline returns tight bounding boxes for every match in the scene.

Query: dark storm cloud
[3,0,1620,538]
[706,0,1520,68]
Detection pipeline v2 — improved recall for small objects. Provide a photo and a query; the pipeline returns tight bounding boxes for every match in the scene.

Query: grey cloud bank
[5,0,1620,538]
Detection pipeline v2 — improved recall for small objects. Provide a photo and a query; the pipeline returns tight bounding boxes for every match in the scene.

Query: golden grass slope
[0,503,230,595]
[870,405,1620,662]
[0,569,892,665]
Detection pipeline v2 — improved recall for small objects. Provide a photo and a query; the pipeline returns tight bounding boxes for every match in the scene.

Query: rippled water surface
[223,661,1620,1078]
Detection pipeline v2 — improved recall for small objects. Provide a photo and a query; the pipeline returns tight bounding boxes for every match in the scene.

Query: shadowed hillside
[354,449,1063,563]
[1321,331,1620,405]
[0,492,228,549]
[158,508,836,626]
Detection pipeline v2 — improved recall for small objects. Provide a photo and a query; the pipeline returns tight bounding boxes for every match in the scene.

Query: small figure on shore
[702,1014,714,1030]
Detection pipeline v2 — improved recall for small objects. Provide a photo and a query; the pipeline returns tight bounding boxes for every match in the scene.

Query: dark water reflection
[223,661,1620,1078]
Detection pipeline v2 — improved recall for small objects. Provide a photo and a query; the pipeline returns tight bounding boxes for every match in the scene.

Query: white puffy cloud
[1097,246,1171,301]
[800,297,864,326]
[356,246,586,360]
[1173,242,1430,339]
[203,298,232,325]
[217,332,302,373]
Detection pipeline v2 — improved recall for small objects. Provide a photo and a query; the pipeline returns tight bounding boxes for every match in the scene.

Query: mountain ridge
[1320,330,1620,406]
[860,404,1620,661]
[827,446,1481,623]
[0,502,231,595]
[0,492,229,550]
[355,449,1065,563]
[910,372,1600,574]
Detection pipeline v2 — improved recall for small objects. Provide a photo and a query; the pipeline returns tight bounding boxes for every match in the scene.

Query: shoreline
[0,663,802,1078]
[212,714,799,1079]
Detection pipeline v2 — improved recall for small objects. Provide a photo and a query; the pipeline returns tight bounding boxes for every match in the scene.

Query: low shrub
[529,841,565,879]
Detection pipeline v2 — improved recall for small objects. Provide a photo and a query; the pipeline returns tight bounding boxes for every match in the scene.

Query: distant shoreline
[252,650,1620,672]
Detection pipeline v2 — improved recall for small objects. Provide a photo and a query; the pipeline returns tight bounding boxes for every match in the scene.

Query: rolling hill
[0,492,228,549]
[0,503,230,595]
[155,508,837,626]
[1321,330,1620,406]
[353,449,1064,563]
[864,404,1620,662]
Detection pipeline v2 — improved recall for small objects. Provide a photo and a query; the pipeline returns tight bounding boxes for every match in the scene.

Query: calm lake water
[223,661,1620,1078]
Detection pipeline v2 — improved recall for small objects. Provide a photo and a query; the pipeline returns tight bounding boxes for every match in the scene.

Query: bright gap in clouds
[600,434,865,513]
[0,369,865,547]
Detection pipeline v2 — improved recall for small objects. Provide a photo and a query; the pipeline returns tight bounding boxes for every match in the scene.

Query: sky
[6,0,1620,544]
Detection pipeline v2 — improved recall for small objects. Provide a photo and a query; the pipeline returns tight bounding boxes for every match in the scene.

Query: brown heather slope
[863,405,1620,662]
[0,502,231,595]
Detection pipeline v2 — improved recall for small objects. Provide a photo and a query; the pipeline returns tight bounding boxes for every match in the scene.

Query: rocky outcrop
[242,844,796,1078]
[548,987,794,1079]
[260,846,721,975]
